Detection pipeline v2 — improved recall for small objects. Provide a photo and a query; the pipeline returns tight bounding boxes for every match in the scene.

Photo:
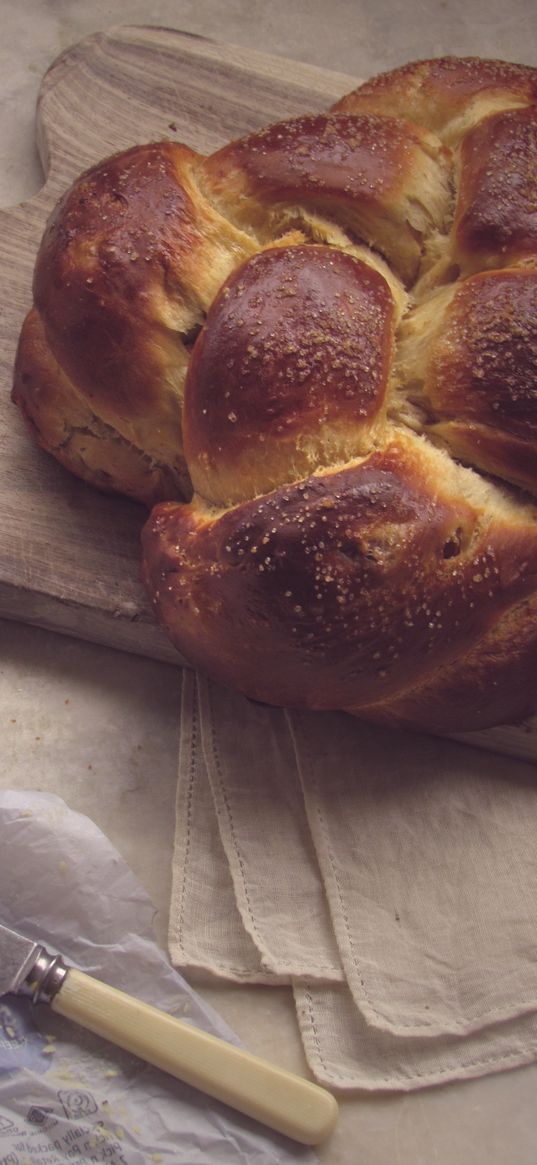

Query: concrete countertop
[2,2,537,1162]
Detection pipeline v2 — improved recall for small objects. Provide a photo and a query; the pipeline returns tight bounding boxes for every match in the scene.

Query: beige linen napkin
[169,669,537,1091]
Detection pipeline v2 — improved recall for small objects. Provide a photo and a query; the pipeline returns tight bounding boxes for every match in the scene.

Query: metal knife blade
[0,921,43,995]
[0,920,67,1002]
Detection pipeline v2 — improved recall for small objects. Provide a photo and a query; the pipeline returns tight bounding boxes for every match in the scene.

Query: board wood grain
[1,24,536,762]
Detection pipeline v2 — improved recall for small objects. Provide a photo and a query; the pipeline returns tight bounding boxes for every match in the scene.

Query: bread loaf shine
[12,56,537,732]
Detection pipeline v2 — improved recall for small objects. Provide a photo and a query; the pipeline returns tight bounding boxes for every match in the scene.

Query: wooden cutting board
[1,24,536,762]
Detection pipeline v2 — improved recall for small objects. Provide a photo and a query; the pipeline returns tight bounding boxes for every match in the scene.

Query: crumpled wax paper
[0,789,319,1165]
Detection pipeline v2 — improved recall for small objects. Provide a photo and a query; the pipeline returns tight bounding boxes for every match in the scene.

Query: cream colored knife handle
[50,968,338,1144]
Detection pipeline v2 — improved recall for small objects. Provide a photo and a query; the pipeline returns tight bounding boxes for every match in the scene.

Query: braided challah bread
[12,56,537,732]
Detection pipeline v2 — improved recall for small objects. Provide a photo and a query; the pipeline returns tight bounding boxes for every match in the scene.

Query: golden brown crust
[201,112,451,284]
[396,269,537,493]
[13,308,190,505]
[17,141,258,500]
[331,56,537,142]
[353,595,537,732]
[454,108,537,270]
[34,143,202,425]
[141,431,537,723]
[183,244,397,504]
[12,53,537,732]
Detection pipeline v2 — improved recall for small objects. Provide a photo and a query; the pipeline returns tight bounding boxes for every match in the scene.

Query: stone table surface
[2,2,537,1162]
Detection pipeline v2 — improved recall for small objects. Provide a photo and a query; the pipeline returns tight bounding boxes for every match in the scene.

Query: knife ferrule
[19,946,68,1005]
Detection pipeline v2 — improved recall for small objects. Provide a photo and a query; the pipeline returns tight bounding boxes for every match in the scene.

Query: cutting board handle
[51,967,338,1144]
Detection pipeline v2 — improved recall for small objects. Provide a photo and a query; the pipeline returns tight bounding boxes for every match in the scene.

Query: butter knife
[0,920,338,1144]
